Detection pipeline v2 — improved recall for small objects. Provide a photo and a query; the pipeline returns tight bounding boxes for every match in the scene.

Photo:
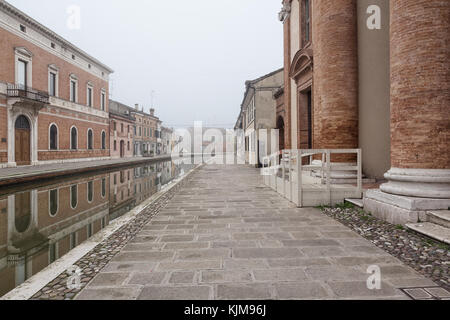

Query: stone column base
[364,189,450,225]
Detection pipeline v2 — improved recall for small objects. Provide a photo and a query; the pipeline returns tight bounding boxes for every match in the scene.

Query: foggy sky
[8,0,283,129]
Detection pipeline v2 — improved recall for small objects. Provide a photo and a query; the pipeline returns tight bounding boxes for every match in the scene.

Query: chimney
[150,108,155,116]
[135,103,139,110]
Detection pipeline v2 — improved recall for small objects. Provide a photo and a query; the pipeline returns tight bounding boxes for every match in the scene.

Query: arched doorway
[15,115,31,166]
[120,140,125,158]
[277,116,285,152]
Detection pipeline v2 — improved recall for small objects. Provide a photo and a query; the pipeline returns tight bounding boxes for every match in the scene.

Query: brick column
[380,0,450,198]
[312,0,358,160]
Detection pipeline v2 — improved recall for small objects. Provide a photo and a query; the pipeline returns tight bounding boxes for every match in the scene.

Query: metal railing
[7,84,49,104]
[263,149,362,207]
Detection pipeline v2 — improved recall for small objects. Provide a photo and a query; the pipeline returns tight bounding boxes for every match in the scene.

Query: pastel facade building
[0,1,113,167]
[109,100,135,159]
[131,105,161,157]
[237,69,284,166]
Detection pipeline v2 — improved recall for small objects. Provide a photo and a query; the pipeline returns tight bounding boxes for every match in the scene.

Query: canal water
[0,158,194,297]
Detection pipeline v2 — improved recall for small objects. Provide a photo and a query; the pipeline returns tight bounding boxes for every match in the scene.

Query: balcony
[7,84,49,105]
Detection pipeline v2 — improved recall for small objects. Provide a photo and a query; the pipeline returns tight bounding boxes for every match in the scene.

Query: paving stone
[122,243,165,251]
[301,247,348,258]
[112,251,174,262]
[176,249,230,260]
[275,282,330,299]
[290,231,322,239]
[160,235,194,242]
[163,242,210,250]
[305,266,367,281]
[102,262,156,273]
[332,256,399,267]
[211,241,257,248]
[282,239,341,247]
[138,286,211,300]
[253,269,309,282]
[197,234,230,242]
[88,273,130,287]
[267,258,331,268]
[216,284,273,300]
[222,259,268,271]
[233,248,302,259]
[166,224,195,230]
[327,281,402,298]
[76,287,142,300]
[201,270,253,283]
[387,277,438,288]
[157,260,222,271]
[321,231,360,239]
[232,233,266,240]
[128,272,166,285]
[168,272,196,284]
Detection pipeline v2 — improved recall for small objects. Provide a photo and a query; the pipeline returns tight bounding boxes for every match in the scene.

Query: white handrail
[262,149,362,207]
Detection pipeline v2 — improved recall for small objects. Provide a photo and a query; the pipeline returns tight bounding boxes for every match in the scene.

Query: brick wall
[0,28,109,111]
[312,0,358,161]
[390,0,450,169]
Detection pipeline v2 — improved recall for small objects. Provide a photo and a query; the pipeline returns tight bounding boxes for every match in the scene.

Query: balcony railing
[7,84,50,104]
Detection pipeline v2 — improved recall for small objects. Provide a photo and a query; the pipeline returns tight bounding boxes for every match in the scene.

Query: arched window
[49,124,58,150]
[49,189,58,216]
[71,127,78,150]
[127,141,130,151]
[114,140,117,151]
[101,131,106,150]
[87,181,93,202]
[70,184,78,209]
[87,129,93,150]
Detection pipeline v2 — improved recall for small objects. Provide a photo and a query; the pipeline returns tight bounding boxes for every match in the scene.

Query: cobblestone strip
[319,205,450,292]
[30,167,200,300]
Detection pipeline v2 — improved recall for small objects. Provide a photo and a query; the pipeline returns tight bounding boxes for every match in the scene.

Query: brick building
[109,100,135,159]
[279,0,450,224]
[0,1,113,168]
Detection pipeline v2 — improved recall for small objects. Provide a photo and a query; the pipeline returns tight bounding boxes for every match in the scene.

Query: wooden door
[15,115,31,166]
[15,129,31,166]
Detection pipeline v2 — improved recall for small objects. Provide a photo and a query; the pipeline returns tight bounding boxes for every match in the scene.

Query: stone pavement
[0,155,170,187]
[75,164,437,300]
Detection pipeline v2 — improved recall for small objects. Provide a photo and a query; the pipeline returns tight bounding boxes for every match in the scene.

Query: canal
[0,158,194,297]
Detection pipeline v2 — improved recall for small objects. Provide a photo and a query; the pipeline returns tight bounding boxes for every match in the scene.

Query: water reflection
[0,159,192,297]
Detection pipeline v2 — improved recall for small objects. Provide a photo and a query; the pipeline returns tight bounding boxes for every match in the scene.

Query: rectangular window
[49,72,56,96]
[70,80,77,102]
[18,60,27,88]
[87,87,93,107]
[304,0,311,45]
[101,92,106,111]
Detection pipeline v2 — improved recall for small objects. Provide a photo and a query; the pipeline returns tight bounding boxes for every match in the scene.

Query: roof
[0,0,114,73]
[240,67,284,107]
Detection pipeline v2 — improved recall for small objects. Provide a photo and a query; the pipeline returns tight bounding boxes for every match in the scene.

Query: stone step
[427,210,450,228]
[406,222,450,245]
[345,198,364,208]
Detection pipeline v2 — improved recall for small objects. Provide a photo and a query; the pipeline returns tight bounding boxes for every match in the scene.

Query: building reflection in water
[0,160,190,297]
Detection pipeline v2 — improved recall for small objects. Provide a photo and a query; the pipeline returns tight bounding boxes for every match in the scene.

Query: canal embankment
[0,155,172,188]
